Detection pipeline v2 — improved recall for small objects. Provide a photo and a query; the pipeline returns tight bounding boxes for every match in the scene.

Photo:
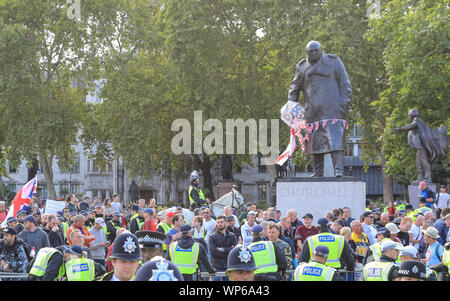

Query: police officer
[96,232,141,281]
[167,224,216,281]
[156,212,174,254]
[443,242,450,277]
[248,224,287,281]
[396,260,427,281]
[135,230,166,263]
[225,245,257,281]
[414,197,433,216]
[294,246,343,281]
[129,204,144,234]
[135,257,184,281]
[363,240,401,281]
[28,246,66,281]
[64,245,96,281]
[363,227,391,264]
[189,170,208,211]
[106,212,123,243]
[299,218,355,271]
[398,245,437,281]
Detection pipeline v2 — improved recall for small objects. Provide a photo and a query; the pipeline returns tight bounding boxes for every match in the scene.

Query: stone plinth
[276,177,366,225]
[408,183,438,209]
[217,181,242,200]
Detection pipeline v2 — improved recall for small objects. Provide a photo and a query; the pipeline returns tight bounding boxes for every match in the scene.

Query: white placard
[44,200,67,215]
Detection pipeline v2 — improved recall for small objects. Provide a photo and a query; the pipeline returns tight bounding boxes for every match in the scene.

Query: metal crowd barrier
[0,272,29,281]
[197,269,364,281]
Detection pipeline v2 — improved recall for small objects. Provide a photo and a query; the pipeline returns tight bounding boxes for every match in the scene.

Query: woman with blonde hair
[340,227,352,242]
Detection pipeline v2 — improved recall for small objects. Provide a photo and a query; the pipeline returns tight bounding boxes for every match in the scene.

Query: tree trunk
[27,157,39,181]
[382,163,394,203]
[40,154,57,200]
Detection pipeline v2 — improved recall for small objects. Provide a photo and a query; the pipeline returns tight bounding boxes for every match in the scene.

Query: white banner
[44,200,66,215]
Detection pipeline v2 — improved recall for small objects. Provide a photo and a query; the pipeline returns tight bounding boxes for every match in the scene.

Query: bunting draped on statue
[276,101,349,166]
[1,177,37,227]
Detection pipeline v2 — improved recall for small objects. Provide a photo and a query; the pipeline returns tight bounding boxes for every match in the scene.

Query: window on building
[257,154,266,173]
[73,154,80,174]
[345,143,354,156]
[257,183,267,201]
[71,184,80,194]
[40,184,48,200]
[9,165,17,173]
[7,184,16,194]
[60,184,69,199]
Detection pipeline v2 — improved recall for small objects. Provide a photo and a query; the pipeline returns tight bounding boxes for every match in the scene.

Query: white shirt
[436,193,450,209]
[408,223,422,249]
[111,202,122,213]
[203,218,216,245]
[240,222,255,247]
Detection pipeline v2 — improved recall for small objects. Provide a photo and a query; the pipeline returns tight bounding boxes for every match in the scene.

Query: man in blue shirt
[418,181,435,209]
[421,227,443,270]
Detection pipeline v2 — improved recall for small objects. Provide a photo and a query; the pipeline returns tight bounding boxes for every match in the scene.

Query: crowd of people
[0,182,449,282]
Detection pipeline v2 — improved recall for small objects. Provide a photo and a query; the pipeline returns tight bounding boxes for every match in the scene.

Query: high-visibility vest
[369,238,391,262]
[65,258,95,281]
[307,233,345,268]
[415,207,432,216]
[294,261,336,281]
[29,248,65,279]
[188,185,206,205]
[363,261,395,281]
[169,241,200,274]
[406,211,416,222]
[130,214,145,231]
[159,222,172,251]
[62,222,69,240]
[443,247,450,273]
[248,241,278,274]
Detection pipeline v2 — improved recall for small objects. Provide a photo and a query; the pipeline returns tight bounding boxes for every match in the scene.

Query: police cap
[397,260,427,280]
[180,224,193,234]
[251,225,263,234]
[226,245,256,273]
[134,257,183,281]
[109,233,141,261]
[135,231,166,249]
[314,245,329,258]
[131,204,140,212]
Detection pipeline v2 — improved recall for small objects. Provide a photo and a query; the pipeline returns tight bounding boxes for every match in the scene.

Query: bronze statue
[288,41,352,177]
[395,109,447,183]
[129,180,139,202]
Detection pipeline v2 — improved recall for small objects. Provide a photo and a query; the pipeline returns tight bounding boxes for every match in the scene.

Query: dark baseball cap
[1,227,17,235]
[317,218,329,226]
[303,213,313,219]
[22,215,37,224]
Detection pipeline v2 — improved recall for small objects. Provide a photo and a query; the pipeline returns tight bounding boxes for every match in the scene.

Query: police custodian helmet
[134,257,184,281]
[226,245,257,273]
[109,233,141,261]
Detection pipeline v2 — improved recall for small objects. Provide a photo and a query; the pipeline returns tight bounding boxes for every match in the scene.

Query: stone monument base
[217,180,242,200]
[276,177,366,224]
[408,182,438,209]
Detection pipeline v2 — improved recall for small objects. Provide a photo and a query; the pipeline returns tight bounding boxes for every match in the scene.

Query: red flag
[1,177,37,227]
